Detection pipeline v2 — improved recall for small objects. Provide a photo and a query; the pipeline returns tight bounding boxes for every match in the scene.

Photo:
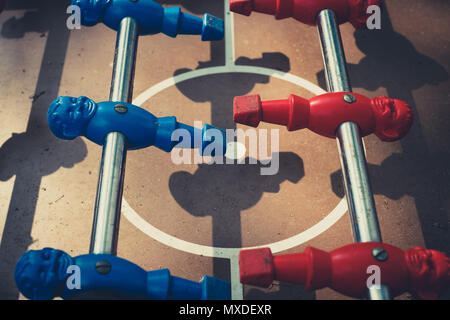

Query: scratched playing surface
[0,0,449,300]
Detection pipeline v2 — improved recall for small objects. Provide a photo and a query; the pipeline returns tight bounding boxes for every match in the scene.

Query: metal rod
[316,9,391,300]
[90,17,139,255]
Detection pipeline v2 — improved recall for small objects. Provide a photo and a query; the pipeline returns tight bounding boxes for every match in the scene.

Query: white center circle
[123,65,348,257]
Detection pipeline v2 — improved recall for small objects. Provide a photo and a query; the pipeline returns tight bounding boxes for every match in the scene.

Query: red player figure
[239,243,449,299]
[229,0,381,29]
[233,93,413,142]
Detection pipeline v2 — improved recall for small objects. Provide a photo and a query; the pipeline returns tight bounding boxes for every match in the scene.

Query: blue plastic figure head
[72,0,111,26]
[15,248,74,300]
[48,96,97,140]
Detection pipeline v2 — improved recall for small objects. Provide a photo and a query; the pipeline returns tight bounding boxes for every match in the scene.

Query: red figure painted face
[371,96,413,142]
[405,247,449,299]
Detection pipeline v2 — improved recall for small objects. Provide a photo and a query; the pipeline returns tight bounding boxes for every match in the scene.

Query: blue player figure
[72,0,224,40]
[47,96,227,155]
[15,248,231,300]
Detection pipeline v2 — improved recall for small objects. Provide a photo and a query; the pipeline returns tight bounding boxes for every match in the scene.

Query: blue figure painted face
[48,96,97,140]
[72,0,111,26]
[15,248,74,300]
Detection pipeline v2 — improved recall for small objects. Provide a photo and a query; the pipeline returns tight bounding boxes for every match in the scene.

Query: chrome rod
[317,9,390,300]
[90,17,139,255]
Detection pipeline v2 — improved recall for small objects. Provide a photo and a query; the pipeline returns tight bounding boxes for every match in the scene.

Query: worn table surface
[0,0,448,300]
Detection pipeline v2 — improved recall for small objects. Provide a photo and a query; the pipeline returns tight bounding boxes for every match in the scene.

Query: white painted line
[122,197,347,257]
[129,64,339,300]
[123,196,347,298]
[133,65,326,106]
[224,0,236,66]
[229,253,243,300]
[126,1,342,300]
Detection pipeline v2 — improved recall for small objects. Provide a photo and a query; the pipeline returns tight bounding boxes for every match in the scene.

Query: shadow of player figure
[1,0,53,38]
[0,0,88,299]
[160,0,311,299]
[329,151,450,300]
[0,134,87,296]
[160,0,308,300]
[174,52,291,129]
[245,281,315,300]
[156,0,221,14]
[170,152,304,248]
[159,0,291,128]
[321,2,450,289]
[316,9,448,95]
[169,152,315,299]
[330,150,450,247]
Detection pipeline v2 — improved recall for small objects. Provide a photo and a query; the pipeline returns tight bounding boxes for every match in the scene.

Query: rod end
[239,248,274,287]
[233,95,262,127]
[201,14,224,41]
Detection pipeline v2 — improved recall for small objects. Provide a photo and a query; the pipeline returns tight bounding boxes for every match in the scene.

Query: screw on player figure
[15,248,230,300]
[47,96,227,154]
[239,243,449,299]
[233,93,413,142]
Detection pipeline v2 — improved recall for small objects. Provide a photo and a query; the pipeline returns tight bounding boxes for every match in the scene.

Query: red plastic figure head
[371,96,413,142]
[405,247,450,299]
